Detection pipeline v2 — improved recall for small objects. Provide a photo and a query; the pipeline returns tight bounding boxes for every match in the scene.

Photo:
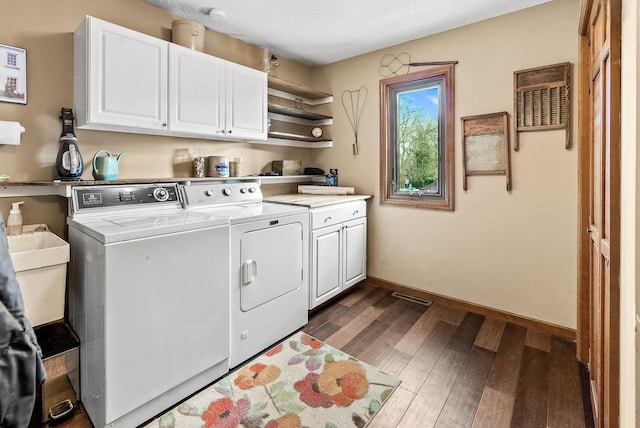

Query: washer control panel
[71,183,181,213]
[181,181,262,208]
[152,187,171,202]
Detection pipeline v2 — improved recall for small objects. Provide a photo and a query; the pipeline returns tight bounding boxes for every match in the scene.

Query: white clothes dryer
[181,180,309,367]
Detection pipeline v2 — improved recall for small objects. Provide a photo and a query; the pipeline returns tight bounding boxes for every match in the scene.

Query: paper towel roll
[0,121,25,145]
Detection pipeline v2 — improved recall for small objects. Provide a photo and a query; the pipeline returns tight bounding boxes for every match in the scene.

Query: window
[7,52,16,67]
[5,77,17,95]
[380,65,455,210]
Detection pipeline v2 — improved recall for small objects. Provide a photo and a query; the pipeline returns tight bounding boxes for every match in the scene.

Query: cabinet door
[226,62,267,140]
[84,17,168,130]
[310,224,342,308]
[168,44,225,135]
[343,217,367,289]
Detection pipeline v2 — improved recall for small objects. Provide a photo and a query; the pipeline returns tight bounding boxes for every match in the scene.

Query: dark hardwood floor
[302,281,594,428]
[47,280,593,427]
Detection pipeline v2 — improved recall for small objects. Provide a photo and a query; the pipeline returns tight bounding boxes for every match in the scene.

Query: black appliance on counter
[55,108,83,181]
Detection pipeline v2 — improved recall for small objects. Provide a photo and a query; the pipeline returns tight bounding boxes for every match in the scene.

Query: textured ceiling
[143,0,553,66]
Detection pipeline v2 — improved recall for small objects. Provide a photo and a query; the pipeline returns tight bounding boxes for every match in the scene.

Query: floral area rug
[144,331,401,428]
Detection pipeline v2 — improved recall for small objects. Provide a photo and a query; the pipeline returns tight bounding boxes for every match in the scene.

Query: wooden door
[577,0,621,427]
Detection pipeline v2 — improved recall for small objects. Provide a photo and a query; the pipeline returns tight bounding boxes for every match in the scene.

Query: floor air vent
[391,292,432,306]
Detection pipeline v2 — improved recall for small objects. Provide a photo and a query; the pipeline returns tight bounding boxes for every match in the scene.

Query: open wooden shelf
[268,131,332,142]
[268,76,332,101]
[268,103,332,121]
[266,77,333,148]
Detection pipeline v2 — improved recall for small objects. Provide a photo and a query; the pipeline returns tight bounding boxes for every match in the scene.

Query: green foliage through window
[397,89,439,192]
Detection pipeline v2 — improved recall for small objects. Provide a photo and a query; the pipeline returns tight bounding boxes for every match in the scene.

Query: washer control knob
[205,189,214,197]
[152,187,170,202]
[248,186,256,193]
[223,187,233,196]
[240,188,247,194]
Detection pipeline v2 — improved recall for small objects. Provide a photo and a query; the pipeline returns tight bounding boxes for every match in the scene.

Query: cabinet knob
[162,123,167,127]
[353,210,359,216]
[324,216,332,223]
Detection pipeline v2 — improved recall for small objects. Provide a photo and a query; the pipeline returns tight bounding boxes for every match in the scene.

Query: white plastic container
[6,201,24,235]
[172,19,205,52]
[7,224,70,326]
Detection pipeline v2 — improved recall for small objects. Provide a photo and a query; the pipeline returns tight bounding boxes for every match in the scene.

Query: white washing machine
[181,180,309,367]
[67,183,230,428]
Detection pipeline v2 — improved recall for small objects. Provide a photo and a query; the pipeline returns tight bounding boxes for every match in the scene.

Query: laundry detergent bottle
[55,108,84,180]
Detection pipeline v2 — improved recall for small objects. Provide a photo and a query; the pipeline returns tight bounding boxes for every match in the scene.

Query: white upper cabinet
[74,16,267,142]
[74,16,168,132]
[168,43,225,136]
[226,62,267,140]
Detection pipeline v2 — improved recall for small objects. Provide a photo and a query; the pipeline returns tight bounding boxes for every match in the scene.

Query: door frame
[576,0,622,426]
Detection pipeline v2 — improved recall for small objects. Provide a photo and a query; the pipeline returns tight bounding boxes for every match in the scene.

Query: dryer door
[239,222,303,311]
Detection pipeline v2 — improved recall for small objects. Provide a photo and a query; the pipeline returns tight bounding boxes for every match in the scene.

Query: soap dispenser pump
[6,201,24,235]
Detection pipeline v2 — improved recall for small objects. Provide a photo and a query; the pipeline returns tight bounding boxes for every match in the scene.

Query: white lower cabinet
[311,224,342,305]
[343,217,367,287]
[310,201,367,308]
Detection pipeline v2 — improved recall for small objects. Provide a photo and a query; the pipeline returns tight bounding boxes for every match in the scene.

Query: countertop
[264,193,372,208]
[0,175,318,198]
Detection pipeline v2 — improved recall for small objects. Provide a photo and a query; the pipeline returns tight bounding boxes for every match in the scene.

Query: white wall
[621,0,639,425]
[312,0,580,328]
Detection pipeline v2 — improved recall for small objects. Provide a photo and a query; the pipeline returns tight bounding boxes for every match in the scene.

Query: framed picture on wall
[0,43,27,105]
[461,111,512,192]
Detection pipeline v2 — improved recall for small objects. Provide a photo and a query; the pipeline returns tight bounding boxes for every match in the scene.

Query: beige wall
[620,0,639,424]
[312,0,580,328]
[0,0,315,232]
[2,0,584,329]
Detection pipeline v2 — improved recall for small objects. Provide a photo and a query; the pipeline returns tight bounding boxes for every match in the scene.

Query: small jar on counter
[192,147,205,178]
[229,157,242,177]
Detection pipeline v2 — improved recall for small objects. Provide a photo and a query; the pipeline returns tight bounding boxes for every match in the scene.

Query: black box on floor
[33,321,80,423]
